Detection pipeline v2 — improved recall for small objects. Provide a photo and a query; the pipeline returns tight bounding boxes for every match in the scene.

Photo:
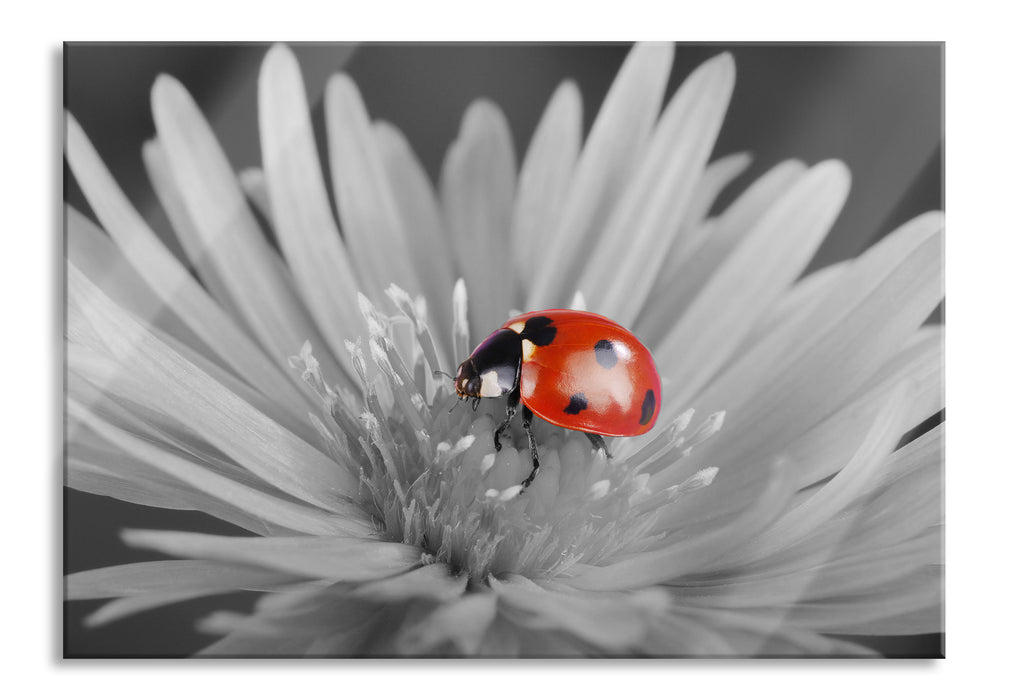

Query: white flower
[65,43,943,657]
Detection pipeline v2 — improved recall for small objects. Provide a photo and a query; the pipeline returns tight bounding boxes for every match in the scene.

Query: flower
[64,43,943,657]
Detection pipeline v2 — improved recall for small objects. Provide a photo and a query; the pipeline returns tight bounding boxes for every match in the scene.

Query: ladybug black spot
[563,392,589,415]
[639,389,656,426]
[593,339,618,369]
[522,316,557,346]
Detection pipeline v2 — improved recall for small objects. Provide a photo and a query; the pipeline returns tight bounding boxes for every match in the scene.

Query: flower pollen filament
[299,287,720,583]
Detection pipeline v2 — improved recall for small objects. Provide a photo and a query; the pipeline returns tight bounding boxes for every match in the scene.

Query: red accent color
[504,309,662,437]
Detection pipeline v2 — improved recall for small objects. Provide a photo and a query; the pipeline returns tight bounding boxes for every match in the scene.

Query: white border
[8,1,1004,697]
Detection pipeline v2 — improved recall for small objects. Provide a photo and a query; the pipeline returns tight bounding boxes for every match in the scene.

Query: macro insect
[453,310,662,490]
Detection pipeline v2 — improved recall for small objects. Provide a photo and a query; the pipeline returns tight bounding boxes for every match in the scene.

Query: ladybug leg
[585,432,612,459]
[520,405,541,490]
[493,389,521,451]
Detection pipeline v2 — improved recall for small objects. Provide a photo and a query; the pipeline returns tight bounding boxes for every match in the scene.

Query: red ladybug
[453,309,661,489]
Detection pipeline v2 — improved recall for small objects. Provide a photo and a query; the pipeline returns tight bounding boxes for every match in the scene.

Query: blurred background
[64,42,943,657]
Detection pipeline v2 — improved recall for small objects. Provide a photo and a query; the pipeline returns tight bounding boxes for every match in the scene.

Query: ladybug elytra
[453,309,662,490]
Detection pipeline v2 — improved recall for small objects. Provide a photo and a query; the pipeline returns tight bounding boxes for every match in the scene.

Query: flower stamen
[298,286,720,583]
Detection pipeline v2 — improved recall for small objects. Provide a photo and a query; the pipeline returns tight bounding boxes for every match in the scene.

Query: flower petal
[825,604,943,637]
[66,213,336,452]
[238,166,272,222]
[717,383,910,569]
[198,626,321,656]
[871,421,944,497]
[198,587,382,656]
[452,277,469,365]
[672,608,878,657]
[579,53,737,326]
[715,428,941,601]
[653,159,811,296]
[569,458,796,590]
[508,625,595,656]
[511,80,582,289]
[475,619,522,656]
[201,635,319,656]
[662,376,913,557]
[654,160,851,410]
[675,151,752,250]
[68,437,208,512]
[440,99,517,337]
[67,559,303,599]
[258,45,368,371]
[353,563,468,603]
[68,265,362,513]
[142,139,246,323]
[69,399,371,537]
[83,593,209,628]
[673,522,938,613]
[527,42,673,309]
[372,121,457,353]
[636,159,808,345]
[68,293,321,450]
[740,261,851,349]
[797,531,941,602]
[122,529,420,581]
[653,211,944,491]
[67,420,313,536]
[785,325,942,490]
[66,206,203,354]
[65,114,315,418]
[490,574,667,651]
[150,74,345,382]
[396,594,498,655]
[63,249,320,448]
[834,431,943,555]
[640,613,738,656]
[780,568,942,635]
[324,71,425,304]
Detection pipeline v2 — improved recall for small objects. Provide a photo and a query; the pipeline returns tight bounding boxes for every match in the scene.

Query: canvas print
[63,42,944,658]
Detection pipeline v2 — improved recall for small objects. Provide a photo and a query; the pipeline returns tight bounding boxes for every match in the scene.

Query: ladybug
[453,309,661,489]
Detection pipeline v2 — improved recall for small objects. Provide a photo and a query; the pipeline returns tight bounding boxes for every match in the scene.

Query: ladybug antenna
[447,396,462,414]
[472,397,481,412]
[433,369,454,381]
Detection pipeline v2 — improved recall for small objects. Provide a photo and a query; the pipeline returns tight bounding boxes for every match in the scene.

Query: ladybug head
[453,359,482,398]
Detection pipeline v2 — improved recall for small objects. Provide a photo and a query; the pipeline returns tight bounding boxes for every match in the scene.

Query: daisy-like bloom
[65,43,943,657]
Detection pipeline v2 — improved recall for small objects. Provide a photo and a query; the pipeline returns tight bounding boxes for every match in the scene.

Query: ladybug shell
[504,310,661,437]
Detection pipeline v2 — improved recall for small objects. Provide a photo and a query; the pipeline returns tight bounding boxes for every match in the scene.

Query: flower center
[291,286,722,583]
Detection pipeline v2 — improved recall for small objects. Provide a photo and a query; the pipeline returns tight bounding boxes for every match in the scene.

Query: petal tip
[265,42,294,61]
[813,159,854,194]
[556,77,579,97]
[150,73,193,118]
[262,43,299,80]
[713,50,736,72]
[462,98,507,131]
[325,71,358,100]
[916,210,946,232]
[119,528,146,548]
[628,41,674,71]
[151,72,181,100]
[698,51,737,92]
